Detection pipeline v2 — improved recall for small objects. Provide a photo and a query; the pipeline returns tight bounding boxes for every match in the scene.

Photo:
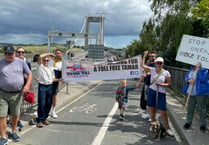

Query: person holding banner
[36,53,62,128]
[140,51,156,120]
[141,51,174,136]
[183,62,209,132]
[49,49,63,118]
[115,80,135,121]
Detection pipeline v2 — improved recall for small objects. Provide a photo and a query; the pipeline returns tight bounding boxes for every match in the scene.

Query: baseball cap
[4,45,15,53]
[154,57,164,63]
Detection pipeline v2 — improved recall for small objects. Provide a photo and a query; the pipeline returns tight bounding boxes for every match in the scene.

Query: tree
[192,0,209,37]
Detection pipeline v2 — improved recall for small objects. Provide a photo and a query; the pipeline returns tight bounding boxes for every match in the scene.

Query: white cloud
[0,0,152,48]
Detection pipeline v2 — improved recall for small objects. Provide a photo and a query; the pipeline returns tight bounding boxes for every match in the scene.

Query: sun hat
[154,57,164,63]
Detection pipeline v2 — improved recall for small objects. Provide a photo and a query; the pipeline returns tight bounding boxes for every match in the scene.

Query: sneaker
[200,126,206,132]
[166,129,174,136]
[119,114,124,121]
[141,113,150,119]
[17,120,24,129]
[43,120,50,125]
[33,111,37,117]
[0,137,8,145]
[183,123,191,129]
[36,122,44,128]
[9,132,20,142]
[52,111,58,118]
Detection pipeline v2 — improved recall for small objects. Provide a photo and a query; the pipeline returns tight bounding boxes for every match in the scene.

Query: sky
[0,0,153,48]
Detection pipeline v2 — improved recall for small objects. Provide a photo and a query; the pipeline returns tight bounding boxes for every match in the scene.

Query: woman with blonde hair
[141,51,174,136]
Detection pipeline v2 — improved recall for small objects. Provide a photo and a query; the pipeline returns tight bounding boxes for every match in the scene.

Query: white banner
[62,55,142,82]
[176,34,209,68]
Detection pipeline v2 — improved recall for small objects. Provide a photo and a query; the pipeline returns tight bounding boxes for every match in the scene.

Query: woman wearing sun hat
[141,51,174,136]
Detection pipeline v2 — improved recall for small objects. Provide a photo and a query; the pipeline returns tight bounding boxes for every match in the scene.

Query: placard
[176,34,209,68]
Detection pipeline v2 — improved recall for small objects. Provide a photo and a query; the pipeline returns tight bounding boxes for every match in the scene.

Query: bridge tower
[84,16,105,48]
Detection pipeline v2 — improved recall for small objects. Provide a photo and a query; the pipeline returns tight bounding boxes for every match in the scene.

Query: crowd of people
[115,50,209,138]
[0,46,63,145]
[0,45,209,145]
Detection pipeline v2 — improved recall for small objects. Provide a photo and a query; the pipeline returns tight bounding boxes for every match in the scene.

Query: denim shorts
[0,90,23,117]
[147,88,166,111]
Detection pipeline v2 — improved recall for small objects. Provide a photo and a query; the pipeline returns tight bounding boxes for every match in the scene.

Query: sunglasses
[149,56,155,58]
[156,62,163,65]
[4,52,14,56]
[17,51,25,54]
[43,60,49,62]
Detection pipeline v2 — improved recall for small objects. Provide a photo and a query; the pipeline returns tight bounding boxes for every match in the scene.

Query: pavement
[166,89,209,145]
[13,80,208,145]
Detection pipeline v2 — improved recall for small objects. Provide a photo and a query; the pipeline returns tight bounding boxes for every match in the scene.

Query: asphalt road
[17,80,182,145]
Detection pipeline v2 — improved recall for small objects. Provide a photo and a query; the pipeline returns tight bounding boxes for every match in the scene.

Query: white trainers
[141,113,150,119]
[52,111,58,118]
[33,111,37,117]
[166,129,174,136]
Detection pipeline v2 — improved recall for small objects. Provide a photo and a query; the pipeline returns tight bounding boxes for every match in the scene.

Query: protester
[15,47,31,69]
[141,51,174,136]
[183,62,209,131]
[49,49,63,118]
[140,51,156,120]
[115,79,135,121]
[9,47,31,130]
[36,53,62,128]
[0,45,32,144]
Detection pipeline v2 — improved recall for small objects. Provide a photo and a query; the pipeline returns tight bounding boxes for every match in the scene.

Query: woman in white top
[141,51,174,136]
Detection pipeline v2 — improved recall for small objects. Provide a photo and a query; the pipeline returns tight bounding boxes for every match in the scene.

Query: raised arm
[141,51,150,72]
[37,53,54,65]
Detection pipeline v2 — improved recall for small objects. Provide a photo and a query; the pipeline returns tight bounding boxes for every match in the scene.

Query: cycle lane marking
[69,103,97,113]
[91,102,118,145]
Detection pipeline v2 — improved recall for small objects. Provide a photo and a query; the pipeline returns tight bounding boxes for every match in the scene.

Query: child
[115,79,135,120]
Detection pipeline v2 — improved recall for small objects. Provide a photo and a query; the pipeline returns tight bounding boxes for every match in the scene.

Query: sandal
[43,120,50,125]
[36,122,44,128]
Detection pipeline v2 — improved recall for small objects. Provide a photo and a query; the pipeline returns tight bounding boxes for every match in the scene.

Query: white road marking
[58,81,103,112]
[91,102,118,145]
[20,81,103,135]
[69,103,97,113]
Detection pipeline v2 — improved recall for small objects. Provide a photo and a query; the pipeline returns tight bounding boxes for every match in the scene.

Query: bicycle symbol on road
[69,103,97,114]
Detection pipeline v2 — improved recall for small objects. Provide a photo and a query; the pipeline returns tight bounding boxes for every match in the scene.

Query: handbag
[24,92,35,104]
[140,85,147,110]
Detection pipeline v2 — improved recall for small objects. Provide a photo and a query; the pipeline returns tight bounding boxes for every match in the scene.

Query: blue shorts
[147,88,166,111]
